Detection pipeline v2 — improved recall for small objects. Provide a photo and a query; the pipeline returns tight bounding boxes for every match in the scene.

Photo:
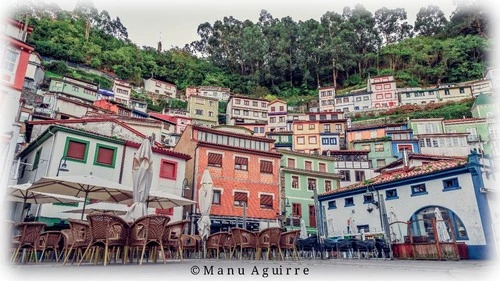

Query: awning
[98,89,114,97]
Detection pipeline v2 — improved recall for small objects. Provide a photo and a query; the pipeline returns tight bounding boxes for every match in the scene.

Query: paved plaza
[5,258,498,281]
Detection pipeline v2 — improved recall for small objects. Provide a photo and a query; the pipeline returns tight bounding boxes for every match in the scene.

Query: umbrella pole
[81,193,89,220]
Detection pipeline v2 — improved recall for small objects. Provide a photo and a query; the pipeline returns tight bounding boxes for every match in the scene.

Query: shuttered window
[234,156,248,171]
[94,144,117,168]
[260,160,273,174]
[208,153,223,167]
[319,163,326,172]
[260,194,273,209]
[234,192,248,206]
[64,137,89,163]
[287,158,295,168]
[304,161,312,170]
[160,160,177,179]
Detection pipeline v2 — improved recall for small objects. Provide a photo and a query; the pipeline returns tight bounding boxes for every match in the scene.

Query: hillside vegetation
[11,1,490,109]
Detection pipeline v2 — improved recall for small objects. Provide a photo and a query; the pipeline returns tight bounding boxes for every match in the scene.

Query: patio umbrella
[62,202,133,216]
[6,183,84,221]
[118,189,195,209]
[300,218,308,239]
[27,175,134,219]
[434,207,451,242]
[124,138,153,222]
[197,169,214,240]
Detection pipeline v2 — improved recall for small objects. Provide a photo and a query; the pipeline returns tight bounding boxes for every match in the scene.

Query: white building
[23,52,44,93]
[112,79,132,105]
[185,86,231,102]
[143,78,177,103]
[13,125,191,223]
[318,86,335,112]
[318,151,496,260]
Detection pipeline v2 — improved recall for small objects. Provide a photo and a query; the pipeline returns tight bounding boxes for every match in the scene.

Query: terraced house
[188,95,219,127]
[279,150,342,235]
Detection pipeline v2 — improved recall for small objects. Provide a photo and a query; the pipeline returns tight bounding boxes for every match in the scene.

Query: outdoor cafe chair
[179,234,200,259]
[38,230,63,262]
[11,222,46,264]
[162,220,189,260]
[78,213,130,266]
[279,230,300,260]
[229,227,257,260]
[128,214,170,265]
[206,231,229,259]
[256,227,283,260]
[60,229,74,261]
[63,219,91,265]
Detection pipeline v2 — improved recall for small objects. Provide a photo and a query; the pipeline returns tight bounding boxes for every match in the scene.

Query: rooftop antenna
[157,32,162,52]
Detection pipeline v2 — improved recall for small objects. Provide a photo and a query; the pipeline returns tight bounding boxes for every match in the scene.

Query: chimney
[402,149,410,171]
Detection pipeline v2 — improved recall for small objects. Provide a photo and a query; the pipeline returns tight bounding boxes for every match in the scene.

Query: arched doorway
[410,205,468,241]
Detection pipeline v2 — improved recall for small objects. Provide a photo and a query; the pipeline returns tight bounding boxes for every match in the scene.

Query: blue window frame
[253,127,258,133]
[328,200,337,209]
[344,197,354,207]
[260,127,264,133]
[411,183,428,196]
[442,178,460,191]
[386,189,399,200]
[330,138,337,145]
[363,194,374,204]
[322,138,329,145]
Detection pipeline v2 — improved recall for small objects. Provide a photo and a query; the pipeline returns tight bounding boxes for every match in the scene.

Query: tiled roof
[319,159,467,197]
[373,153,467,172]
[148,112,177,124]
[193,125,275,142]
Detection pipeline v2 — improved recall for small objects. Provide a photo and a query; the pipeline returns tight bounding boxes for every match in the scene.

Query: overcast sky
[12,0,469,48]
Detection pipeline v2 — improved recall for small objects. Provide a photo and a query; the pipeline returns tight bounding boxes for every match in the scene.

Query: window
[297,124,303,130]
[270,117,276,123]
[304,161,312,170]
[309,124,315,130]
[325,180,332,192]
[329,138,337,145]
[385,93,392,99]
[375,143,384,152]
[363,96,369,101]
[18,111,30,122]
[324,124,331,133]
[308,136,317,144]
[208,152,223,167]
[292,176,299,189]
[261,102,267,108]
[234,192,248,206]
[398,144,413,152]
[208,111,214,117]
[339,170,350,181]
[253,112,259,117]
[445,89,450,95]
[376,159,386,168]
[322,138,329,145]
[33,149,42,170]
[363,194,374,204]
[279,116,285,122]
[271,106,275,112]
[252,101,258,107]
[411,184,427,196]
[260,194,273,209]
[235,99,241,104]
[212,190,221,205]
[362,144,371,151]
[260,160,273,174]
[94,144,117,168]
[344,197,354,206]
[297,137,305,145]
[253,127,258,133]
[160,160,177,179]
[279,106,284,111]
[235,156,248,171]
[64,137,89,163]
[386,189,398,199]
[328,200,336,209]
[356,97,362,102]
[355,170,365,182]
[243,110,249,116]
[287,158,295,168]
[195,109,204,115]
[259,127,264,133]
[319,163,326,172]
[292,203,302,218]
[443,178,460,190]
[459,87,465,94]
[307,178,316,191]
[1,48,20,82]
[244,100,249,106]
[376,94,383,99]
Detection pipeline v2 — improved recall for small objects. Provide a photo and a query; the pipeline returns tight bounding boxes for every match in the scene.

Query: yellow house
[293,120,320,153]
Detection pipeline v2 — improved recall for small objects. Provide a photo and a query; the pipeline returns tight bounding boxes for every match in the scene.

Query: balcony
[467,135,481,142]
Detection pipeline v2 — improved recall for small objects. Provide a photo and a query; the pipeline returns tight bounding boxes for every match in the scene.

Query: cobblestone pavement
[5,258,498,281]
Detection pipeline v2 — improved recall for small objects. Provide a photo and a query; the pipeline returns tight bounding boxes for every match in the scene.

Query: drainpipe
[118,141,127,183]
[191,145,199,235]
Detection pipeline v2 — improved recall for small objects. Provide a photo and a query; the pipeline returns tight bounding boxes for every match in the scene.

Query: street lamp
[364,186,393,259]
[56,156,69,176]
[311,182,327,259]
[282,197,291,228]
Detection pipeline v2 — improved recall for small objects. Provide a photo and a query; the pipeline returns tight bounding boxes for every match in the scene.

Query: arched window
[410,206,468,241]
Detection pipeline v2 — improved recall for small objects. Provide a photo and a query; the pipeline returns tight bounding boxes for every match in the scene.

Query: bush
[46,61,70,76]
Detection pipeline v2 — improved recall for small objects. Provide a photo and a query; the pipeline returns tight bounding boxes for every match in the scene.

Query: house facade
[188,95,219,127]
[368,75,398,109]
[435,84,473,103]
[143,78,177,103]
[112,78,132,105]
[323,150,375,188]
[266,131,293,151]
[23,51,44,93]
[49,76,99,103]
[398,88,438,105]
[268,99,288,132]
[185,86,230,102]
[226,95,269,125]
[318,151,496,260]
[318,86,335,112]
[174,125,281,232]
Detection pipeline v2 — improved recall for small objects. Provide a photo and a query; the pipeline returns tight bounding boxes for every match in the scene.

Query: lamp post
[311,182,326,259]
[56,156,69,176]
[282,197,291,229]
[365,186,393,259]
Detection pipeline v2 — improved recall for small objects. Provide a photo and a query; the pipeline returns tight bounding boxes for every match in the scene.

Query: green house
[279,150,341,235]
[352,138,395,169]
[48,76,99,102]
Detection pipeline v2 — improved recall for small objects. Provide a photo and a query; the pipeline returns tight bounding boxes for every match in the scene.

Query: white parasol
[124,138,154,222]
[300,218,308,239]
[197,169,214,240]
[434,207,451,242]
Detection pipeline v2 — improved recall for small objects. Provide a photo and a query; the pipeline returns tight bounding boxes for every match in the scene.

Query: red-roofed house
[318,151,497,260]
[174,125,282,233]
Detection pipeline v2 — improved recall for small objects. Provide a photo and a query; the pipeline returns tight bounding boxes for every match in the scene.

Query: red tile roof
[148,112,177,124]
[319,159,467,197]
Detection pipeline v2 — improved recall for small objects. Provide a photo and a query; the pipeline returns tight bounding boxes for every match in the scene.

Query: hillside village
[1,12,499,261]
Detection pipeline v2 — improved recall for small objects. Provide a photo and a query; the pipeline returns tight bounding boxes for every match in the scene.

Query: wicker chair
[38,231,63,262]
[63,219,91,265]
[206,231,229,259]
[256,227,283,260]
[162,220,189,260]
[279,230,300,260]
[78,213,130,266]
[128,214,170,265]
[230,227,257,260]
[11,222,46,264]
[179,234,200,259]
[60,229,74,262]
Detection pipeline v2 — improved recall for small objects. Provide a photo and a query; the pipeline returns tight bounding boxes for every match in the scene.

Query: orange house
[174,125,282,232]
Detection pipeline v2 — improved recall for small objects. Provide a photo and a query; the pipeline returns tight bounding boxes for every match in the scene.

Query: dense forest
[10,0,490,106]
